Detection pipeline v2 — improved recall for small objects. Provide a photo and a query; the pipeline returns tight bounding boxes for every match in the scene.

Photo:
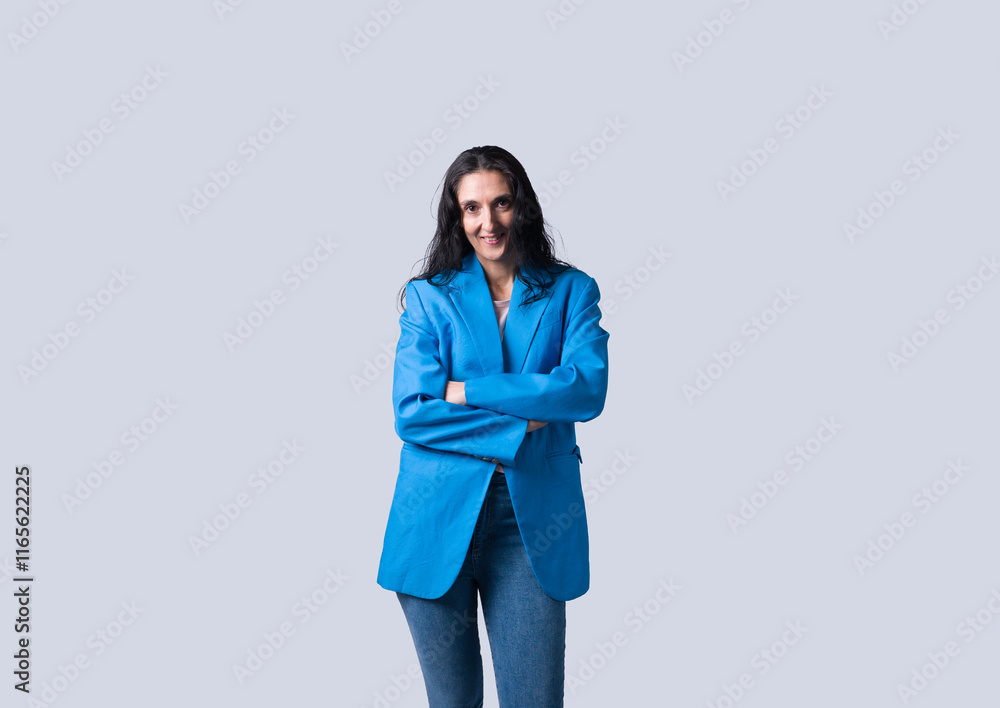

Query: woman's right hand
[526,419,548,433]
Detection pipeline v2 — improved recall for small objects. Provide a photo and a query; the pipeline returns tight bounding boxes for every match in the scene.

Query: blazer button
[490,458,499,464]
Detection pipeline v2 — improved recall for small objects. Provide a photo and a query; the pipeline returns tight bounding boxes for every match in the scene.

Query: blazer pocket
[545,444,583,464]
[537,308,563,330]
[402,441,444,457]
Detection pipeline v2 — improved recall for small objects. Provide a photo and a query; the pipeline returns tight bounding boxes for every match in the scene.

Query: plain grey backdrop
[2,0,999,706]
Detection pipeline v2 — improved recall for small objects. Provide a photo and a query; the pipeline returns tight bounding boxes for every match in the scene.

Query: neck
[476,254,516,298]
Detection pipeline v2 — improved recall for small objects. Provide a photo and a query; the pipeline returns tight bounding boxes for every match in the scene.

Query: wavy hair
[397,145,573,312]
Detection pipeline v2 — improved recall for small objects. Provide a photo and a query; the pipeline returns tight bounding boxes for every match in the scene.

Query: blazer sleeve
[393,281,529,468]
[463,276,609,423]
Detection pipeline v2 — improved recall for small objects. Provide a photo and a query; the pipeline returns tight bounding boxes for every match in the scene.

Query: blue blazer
[377,250,610,601]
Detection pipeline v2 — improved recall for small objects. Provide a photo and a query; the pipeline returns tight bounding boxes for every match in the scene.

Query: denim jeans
[396,471,566,707]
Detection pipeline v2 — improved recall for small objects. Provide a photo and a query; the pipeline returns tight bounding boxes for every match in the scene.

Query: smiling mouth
[482,233,505,244]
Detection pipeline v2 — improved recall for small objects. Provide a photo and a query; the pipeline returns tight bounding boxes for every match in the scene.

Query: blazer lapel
[503,264,550,375]
[451,250,552,376]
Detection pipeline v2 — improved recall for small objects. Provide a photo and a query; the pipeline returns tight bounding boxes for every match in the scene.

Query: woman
[376,145,610,707]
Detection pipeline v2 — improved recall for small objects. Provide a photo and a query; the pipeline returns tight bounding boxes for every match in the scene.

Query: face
[456,170,514,266]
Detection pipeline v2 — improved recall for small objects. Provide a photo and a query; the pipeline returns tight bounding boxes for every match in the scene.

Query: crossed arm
[393,278,609,467]
[444,381,548,432]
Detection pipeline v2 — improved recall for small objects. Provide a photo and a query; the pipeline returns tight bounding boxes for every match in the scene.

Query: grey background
[2,0,998,706]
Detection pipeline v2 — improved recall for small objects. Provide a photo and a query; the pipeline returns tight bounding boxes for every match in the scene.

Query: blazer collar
[451,249,552,376]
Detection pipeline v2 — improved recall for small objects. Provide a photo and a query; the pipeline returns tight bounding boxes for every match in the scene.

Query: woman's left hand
[445,380,466,405]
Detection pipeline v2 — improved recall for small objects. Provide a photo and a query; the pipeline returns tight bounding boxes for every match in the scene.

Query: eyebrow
[459,193,514,208]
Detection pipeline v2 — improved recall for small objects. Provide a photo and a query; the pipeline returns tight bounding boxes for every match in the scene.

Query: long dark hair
[397,145,573,312]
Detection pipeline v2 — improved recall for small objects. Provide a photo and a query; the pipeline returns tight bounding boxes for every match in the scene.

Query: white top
[492,299,510,342]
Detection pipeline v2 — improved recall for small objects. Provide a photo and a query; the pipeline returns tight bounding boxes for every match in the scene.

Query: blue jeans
[396,471,566,707]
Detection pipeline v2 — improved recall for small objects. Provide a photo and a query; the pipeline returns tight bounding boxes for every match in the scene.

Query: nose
[481,208,495,232]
